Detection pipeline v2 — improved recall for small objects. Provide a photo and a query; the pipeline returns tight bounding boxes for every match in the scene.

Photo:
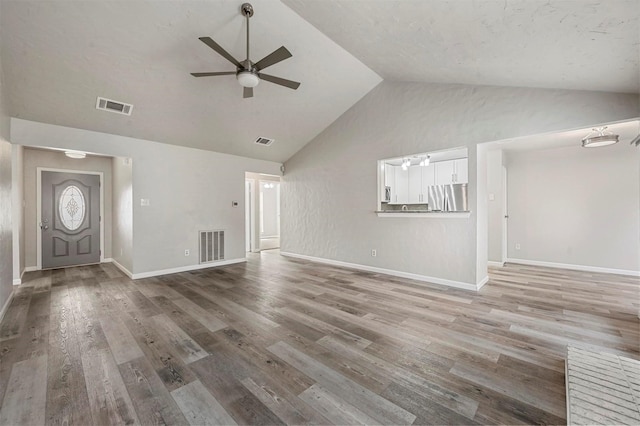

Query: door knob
[40,223,49,230]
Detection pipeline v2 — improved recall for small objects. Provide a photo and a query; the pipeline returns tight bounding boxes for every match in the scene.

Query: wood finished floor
[0,251,638,425]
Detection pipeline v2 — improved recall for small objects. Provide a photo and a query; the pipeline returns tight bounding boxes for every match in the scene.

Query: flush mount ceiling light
[581,126,619,148]
[64,151,86,159]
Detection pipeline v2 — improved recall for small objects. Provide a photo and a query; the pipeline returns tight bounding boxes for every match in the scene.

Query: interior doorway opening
[245,172,281,252]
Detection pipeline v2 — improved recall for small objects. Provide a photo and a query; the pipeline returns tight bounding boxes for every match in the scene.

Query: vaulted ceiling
[283,0,639,94]
[1,1,638,162]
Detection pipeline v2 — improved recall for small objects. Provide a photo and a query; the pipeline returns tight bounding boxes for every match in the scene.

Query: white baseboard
[13,268,26,285]
[131,258,247,280]
[477,275,489,290]
[0,291,14,324]
[487,261,505,268]
[104,258,134,278]
[506,258,640,277]
[24,266,37,273]
[280,252,482,291]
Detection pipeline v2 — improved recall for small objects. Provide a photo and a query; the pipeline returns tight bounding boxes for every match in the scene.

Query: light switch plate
[141,198,150,206]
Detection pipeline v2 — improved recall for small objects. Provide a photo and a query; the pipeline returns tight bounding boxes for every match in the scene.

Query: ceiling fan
[191,3,300,98]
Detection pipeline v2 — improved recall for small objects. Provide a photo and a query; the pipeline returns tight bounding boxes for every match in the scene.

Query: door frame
[36,167,105,270]
[245,179,254,252]
[501,165,508,264]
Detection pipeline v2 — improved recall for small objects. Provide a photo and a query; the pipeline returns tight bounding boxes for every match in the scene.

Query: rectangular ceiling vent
[200,230,225,263]
[96,97,133,116]
[254,137,274,146]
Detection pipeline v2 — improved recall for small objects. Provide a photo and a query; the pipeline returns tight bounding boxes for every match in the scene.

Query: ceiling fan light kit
[237,71,260,88]
[191,2,300,98]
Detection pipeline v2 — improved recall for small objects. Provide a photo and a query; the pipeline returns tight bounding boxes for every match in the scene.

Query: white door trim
[501,165,508,264]
[37,167,105,270]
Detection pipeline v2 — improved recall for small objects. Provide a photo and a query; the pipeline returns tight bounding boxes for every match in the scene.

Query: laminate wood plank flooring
[1,252,638,425]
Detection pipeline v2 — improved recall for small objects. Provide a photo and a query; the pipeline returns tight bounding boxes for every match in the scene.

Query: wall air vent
[96,97,133,116]
[200,230,225,263]
[254,137,274,146]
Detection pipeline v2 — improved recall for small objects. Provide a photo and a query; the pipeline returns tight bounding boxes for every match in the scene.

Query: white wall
[506,142,640,274]
[0,0,14,316]
[22,148,113,268]
[112,157,133,273]
[11,118,282,276]
[11,144,23,282]
[282,81,639,287]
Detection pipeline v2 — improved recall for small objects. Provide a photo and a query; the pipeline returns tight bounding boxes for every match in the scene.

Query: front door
[41,171,100,269]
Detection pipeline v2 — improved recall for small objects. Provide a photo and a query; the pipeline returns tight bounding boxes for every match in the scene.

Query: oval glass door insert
[59,185,86,231]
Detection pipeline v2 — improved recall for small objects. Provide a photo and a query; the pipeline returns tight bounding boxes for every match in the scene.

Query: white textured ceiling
[2,1,639,163]
[283,0,640,94]
[0,0,381,162]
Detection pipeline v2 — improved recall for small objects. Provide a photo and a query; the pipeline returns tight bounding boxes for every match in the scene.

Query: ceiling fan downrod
[241,3,254,70]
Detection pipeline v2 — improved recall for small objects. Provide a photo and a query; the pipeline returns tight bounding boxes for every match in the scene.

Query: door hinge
[99,215,102,222]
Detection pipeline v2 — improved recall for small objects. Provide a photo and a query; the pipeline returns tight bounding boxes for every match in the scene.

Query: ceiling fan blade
[198,37,243,68]
[254,46,292,71]
[243,87,254,98]
[191,72,236,77]
[258,73,300,90]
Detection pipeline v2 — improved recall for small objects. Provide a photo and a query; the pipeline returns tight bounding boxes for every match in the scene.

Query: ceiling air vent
[254,137,274,146]
[96,97,133,116]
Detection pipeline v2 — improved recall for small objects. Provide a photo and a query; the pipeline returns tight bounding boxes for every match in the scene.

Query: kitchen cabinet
[454,158,468,183]
[435,159,468,185]
[421,164,436,191]
[408,167,422,203]
[435,161,455,185]
[393,166,409,204]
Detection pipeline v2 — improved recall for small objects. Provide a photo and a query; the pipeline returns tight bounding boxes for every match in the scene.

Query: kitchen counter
[375,210,471,218]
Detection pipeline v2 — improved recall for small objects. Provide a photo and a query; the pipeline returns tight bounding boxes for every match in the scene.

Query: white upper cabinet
[421,164,436,189]
[435,158,468,185]
[454,158,468,183]
[408,166,422,203]
[435,160,455,185]
[394,166,409,204]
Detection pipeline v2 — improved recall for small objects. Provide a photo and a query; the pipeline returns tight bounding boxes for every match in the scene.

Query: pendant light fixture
[581,126,619,148]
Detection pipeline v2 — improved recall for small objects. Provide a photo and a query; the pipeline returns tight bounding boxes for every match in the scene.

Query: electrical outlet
[515,243,521,250]
[120,248,123,256]
[371,249,377,257]
[184,249,190,256]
